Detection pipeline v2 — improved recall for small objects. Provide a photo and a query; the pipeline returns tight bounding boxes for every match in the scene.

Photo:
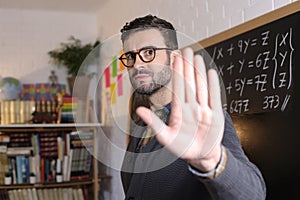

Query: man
[119,15,266,200]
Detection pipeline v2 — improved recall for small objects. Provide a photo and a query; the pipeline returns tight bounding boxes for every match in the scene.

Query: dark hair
[120,14,178,50]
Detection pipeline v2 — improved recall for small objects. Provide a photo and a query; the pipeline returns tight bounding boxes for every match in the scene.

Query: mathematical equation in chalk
[199,25,295,114]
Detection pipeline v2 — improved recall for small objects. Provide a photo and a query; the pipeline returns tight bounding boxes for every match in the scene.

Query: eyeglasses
[119,46,173,68]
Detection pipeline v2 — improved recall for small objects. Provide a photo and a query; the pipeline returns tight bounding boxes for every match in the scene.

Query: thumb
[136,106,166,134]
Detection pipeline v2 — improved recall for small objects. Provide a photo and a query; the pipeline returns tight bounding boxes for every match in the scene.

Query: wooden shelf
[0,175,112,190]
[0,123,102,132]
[0,179,94,189]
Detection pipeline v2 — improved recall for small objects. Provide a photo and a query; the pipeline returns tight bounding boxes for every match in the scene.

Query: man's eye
[125,53,134,60]
[144,49,154,56]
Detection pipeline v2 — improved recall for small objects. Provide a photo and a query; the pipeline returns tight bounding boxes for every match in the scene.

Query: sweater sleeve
[199,112,266,200]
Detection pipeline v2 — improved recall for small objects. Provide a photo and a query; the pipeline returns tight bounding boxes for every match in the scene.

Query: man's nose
[133,55,145,69]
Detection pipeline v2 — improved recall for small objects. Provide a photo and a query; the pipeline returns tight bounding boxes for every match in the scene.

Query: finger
[182,48,196,103]
[171,53,185,112]
[194,55,208,106]
[136,106,166,135]
[207,69,222,110]
[172,53,185,101]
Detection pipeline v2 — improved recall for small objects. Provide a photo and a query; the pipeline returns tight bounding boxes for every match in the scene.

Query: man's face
[123,28,172,95]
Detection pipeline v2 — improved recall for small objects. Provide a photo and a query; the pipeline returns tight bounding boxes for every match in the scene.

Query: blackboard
[189,2,300,200]
[192,3,299,115]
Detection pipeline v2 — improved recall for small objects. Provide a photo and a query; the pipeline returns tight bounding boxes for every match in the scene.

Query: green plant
[48,36,98,76]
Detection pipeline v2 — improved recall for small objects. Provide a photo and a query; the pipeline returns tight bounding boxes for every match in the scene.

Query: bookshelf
[0,123,109,200]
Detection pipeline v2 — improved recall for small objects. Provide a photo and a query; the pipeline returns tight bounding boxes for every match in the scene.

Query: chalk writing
[197,13,298,114]
[229,99,250,114]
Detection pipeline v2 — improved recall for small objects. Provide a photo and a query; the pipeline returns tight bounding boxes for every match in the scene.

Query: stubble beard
[131,65,172,95]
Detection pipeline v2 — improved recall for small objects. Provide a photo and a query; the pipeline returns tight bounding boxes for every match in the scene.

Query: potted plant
[48,36,100,94]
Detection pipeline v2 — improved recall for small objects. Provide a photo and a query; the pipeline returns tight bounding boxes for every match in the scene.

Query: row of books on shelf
[0,100,35,124]
[0,130,93,185]
[60,96,78,124]
[0,187,88,200]
[0,96,80,124]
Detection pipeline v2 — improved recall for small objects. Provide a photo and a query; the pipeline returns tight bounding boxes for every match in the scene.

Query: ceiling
[0,0,106,13]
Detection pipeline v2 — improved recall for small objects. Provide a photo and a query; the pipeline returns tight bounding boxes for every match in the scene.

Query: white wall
[0,8,97,93]
[96,0,296,199]
[96,0,297,45]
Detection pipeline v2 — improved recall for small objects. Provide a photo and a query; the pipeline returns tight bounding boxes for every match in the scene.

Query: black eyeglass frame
[118,46,173,68]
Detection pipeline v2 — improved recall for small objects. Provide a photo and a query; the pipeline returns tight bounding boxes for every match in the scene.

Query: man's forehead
[123,28,165,52]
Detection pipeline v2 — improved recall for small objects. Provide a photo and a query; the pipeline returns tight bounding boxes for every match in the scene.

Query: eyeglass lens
[123,48,156,67]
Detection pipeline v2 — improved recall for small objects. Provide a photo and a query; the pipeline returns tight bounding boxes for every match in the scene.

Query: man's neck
[148,82,172,109]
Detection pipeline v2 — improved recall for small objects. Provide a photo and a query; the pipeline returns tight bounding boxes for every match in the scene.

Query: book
[27,189,33,200]
[42,189,48,200]
[40,158,45,182]
[11,158,17,184]
[21,189,28,200]
[25,156,30,183]
[0,189,8,200]
[12,190,19,200]
[16,156,24,184]
[0,101,5,124]
[7,147,32,156]
[2,101,10,125]
[37,189,43,200]
[0,134,10,143]
[62,188,68,200]
[77,188,85,200]
[59,96,78,123]
[48,188,54,200]
[62,155,69,181]
[8,133,32,148]
[53,188,59,200]
[67,149,73,181]
[69,131,93,177]
[57,188,63,200]
[32,188,38,200]
[73,188,79,200]
[0,100,35,124]
[39,132,59,158]
[0,146,8,184]
[44,158,50,182]
[8,190,15,200]
[16,189,24,200]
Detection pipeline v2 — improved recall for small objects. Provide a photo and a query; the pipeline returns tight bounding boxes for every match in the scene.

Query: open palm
[136,47,225,169]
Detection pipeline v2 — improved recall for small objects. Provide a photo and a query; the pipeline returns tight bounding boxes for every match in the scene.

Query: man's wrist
[188,146,228,179]
[188,144,222,172]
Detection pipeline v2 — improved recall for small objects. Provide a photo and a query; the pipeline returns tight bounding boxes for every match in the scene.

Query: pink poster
[104,67,110,88]
[117,74,123,96]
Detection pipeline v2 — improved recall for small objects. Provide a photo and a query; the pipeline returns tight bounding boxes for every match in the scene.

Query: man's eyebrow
[140,45,156,49]
[123,50,134,55]
[124,46,157,54]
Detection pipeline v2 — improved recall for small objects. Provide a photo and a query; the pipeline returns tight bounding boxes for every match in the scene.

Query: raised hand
[136,47,225,171]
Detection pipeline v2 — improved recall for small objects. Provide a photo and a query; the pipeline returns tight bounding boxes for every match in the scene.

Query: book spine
[16,156,23,184]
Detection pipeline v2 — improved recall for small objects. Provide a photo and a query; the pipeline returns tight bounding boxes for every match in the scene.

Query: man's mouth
[134,74,150,81]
